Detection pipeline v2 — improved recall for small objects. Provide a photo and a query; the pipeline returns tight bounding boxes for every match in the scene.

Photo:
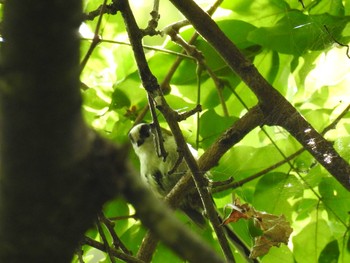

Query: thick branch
[168,0,350,191]
[0,1,120,261]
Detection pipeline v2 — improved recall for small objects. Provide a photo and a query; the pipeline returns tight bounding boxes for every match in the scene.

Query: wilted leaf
[222,208,249,224]
[249,236,275,259]
[254,213,293,244]
[222,200,253,225]
[222,200,293,259]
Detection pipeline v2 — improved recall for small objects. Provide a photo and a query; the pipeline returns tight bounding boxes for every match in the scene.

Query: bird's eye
[139,124,151,139]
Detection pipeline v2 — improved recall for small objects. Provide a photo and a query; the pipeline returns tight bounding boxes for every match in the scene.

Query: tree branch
[116,0,236,261]
[0,1,117,261]
[83,237,144,263]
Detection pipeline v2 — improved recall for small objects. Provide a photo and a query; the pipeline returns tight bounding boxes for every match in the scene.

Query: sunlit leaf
[318,177,350,223]
[293,219,333,263]
[253,172,303,217]
[248,11,350,55]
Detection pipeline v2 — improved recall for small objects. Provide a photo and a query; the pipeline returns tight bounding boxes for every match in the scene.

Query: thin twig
[141,0,161,36]
[97,214,116,263]
[76,246,85,263]
[83,236,145,263]
[207,67,229,116]
[177,104,202,121]
[108,214,136,221]
[82,3,118,21]
[99,212,132,255]
[164,26,229,123]
[133,0,224,124]
[212,148,305,193]
[80,0,108,73]
[324,25,350,59]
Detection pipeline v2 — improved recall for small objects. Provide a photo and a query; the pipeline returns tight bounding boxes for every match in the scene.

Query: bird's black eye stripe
[139,124,151,139]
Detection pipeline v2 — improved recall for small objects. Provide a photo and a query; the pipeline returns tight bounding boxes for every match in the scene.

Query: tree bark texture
[0,1,117,261]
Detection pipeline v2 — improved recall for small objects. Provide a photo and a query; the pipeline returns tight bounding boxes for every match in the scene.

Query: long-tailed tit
[128,122,205,226]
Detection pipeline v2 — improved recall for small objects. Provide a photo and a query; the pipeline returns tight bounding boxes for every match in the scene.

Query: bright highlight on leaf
[222,200,293,259]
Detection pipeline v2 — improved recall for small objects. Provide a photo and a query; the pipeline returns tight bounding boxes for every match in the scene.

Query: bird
[128,122,206,226]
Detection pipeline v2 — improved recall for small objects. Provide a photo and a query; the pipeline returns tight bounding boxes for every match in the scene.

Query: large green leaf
[293,219,333,263]
[318,177,350,223]
[109,88,131,110]
[309,0,345,16]
[248,11,350,55]
[318,240,340,263]
[199,109,238,148]
[253,172,303,217]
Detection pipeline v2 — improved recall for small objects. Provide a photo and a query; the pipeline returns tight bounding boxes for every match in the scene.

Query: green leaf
[260,245,294,263]
[318,240,340,263]
[120,224,146,254]
[302,108,333,131]
[103,198,131,235]
[222,0,289,20]
[318,177,350,222]
[82,88,109,110]
[167,19,260,85]
[113,73,147,107]
[293,198,319,221]
[199,109,238,148]
[253,172,303,217]
[293,219,333,263]
[248,11,350,55]
[196,19,260,68]
[109,88,131,110]
[309,0,345,16]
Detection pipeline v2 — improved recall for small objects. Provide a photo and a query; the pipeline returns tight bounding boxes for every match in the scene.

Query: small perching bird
[128,122,206,226]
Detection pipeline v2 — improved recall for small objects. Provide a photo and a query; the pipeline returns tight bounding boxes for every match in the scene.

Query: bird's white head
[129,123,152,147]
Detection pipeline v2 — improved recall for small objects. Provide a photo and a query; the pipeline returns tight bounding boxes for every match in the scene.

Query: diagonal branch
[115,0,228,262]
[116,0,236,261]
[168,0,350,191]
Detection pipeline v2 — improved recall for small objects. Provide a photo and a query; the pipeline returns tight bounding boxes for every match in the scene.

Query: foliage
[76,0,350,262]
